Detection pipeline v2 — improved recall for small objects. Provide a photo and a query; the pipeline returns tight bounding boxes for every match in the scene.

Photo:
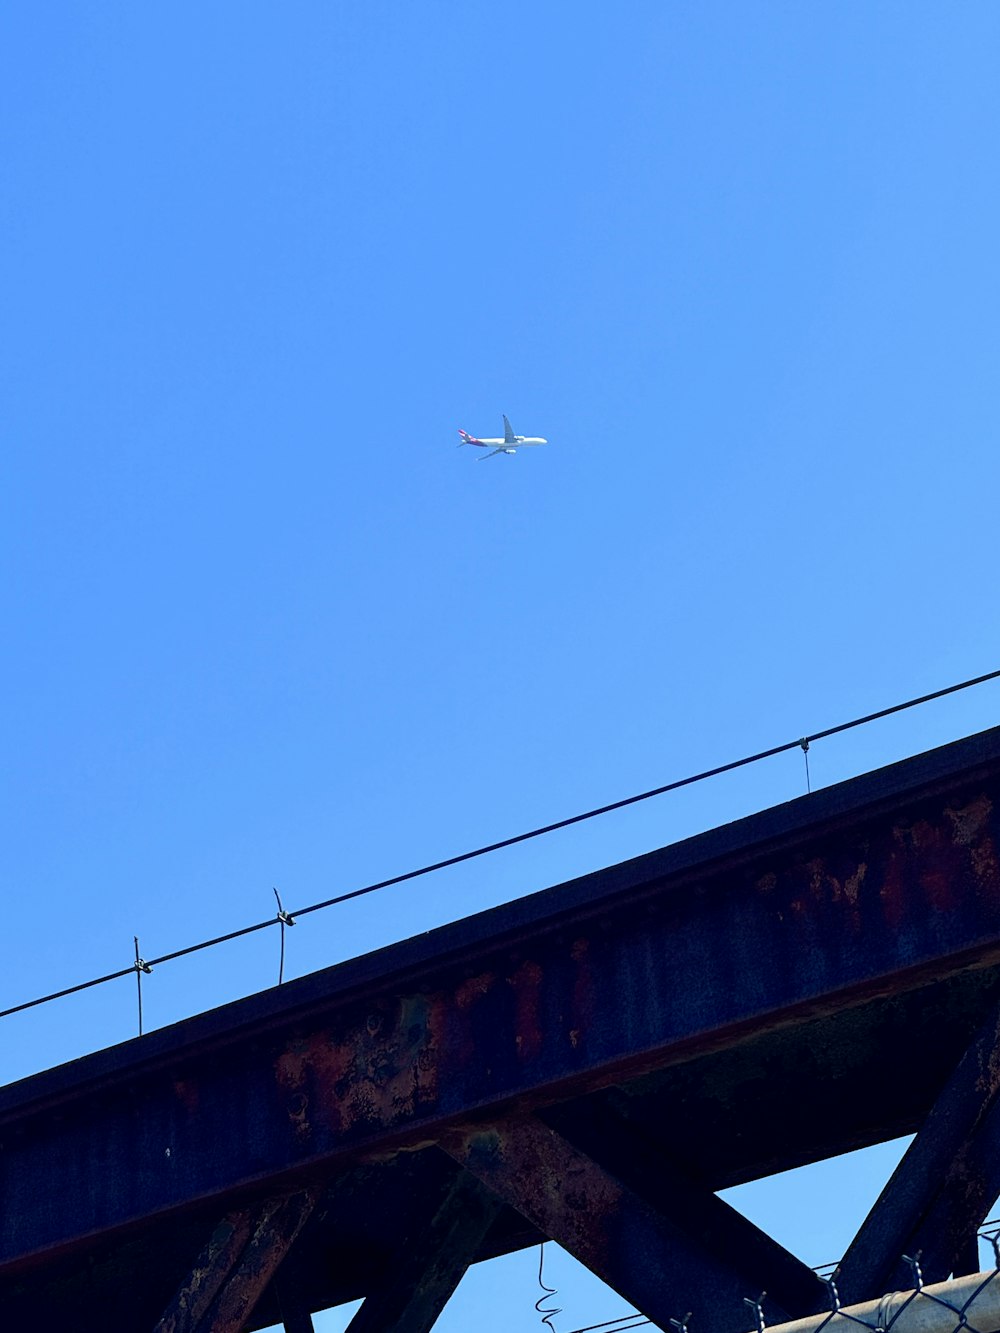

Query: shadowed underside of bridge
[6,729,1000,1331]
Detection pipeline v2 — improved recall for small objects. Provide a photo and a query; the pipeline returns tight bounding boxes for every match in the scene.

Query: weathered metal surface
[155,1190,315,1333]
[274,1266,317,1333]
[154,1210,254,1333]
[344,1163,501,1333]
[276,1296,316,1333]
[544,1095,827,1318]
[838,993,1000,1300]
[3,728,1000,1328]
[445,1115,817,1333]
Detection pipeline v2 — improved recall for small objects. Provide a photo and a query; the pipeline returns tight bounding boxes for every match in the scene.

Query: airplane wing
[502,415,517,444]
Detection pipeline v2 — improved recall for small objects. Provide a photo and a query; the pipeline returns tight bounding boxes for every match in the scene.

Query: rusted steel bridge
[5,728,1000,1331]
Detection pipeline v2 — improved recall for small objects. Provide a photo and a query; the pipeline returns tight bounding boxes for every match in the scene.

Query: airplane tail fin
[457,428,482,448]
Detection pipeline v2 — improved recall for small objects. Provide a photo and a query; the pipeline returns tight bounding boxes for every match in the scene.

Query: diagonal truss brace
[154,1189,316,1333]
[443,1114,825,1333]
[275,1267,318,1333]
[544,1096,827,1318]
[345,1162,502,1333]
[837,992,1000,1302]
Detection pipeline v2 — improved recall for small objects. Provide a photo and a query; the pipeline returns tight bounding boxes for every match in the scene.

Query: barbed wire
[2,667,999,1031]
[561,1228,1000,1333]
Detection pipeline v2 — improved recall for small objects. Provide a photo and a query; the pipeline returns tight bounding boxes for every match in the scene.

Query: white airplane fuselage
[473,435,547,449]
[457,416,548,458]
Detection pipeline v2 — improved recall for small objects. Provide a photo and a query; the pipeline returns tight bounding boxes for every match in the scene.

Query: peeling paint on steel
[8,739,1000,1283]
[275,996,442,1143]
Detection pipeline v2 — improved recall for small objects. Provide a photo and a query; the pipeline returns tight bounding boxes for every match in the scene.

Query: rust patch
[804,858,827,901]
[486,1120,622,1255]
[274,994,442,1145]
[455,972,494,1010]
[880,837,908,931]
[275,1034,350,1144]
[946,795,993,846]
[509,960,544,1064]
[946,796,1000,896]
[972,839,1000,892]
[569,937,594,1055]
[843,862,867,907]
[902,819,938,852]
[171,1079,200,1115]
[875,810,991,920]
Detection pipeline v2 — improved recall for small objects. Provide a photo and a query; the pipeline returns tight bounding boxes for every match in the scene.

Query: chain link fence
[562,1233,1000,1333]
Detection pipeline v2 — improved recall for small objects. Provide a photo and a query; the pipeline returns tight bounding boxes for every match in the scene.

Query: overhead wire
[2,667,999,1027]
[563,1318,651,1333]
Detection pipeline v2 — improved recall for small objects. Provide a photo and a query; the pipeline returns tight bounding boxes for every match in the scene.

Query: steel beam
[4,728,1000,1325]
[345,1164,501,1333]
[445,1116,811,1333]
[545,1097,827,1318]
[154,1210,255,1333]
[279,1307,315,1333]
[837,992,1000,1300]
[275,1271,316,1333]
[155,1191,315,1333]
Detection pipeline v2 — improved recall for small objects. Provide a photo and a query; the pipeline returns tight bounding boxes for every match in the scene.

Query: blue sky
[3,4,1000,1330]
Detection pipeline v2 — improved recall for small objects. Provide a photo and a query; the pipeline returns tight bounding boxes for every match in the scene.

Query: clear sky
[3,4,1000,1330]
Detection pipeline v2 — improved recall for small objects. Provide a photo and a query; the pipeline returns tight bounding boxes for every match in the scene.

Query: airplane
[457,415,548,459]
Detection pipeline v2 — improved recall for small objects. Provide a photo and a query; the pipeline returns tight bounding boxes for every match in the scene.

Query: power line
[2,667,999,1027]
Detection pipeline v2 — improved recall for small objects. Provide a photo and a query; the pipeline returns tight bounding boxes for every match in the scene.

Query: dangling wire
[133,936,152,1036]
[273,887,295,985]
[800,738,812,793]
[536,1242,562,1333]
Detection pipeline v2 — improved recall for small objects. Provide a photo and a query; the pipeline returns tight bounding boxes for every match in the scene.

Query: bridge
[4,726,1000,1331]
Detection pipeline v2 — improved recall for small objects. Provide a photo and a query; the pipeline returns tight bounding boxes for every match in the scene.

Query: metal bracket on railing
[903,1252,925,1292]
[273,887,295,986]
[745,1292,768,1333]
[800,737,812,793]
[823,1269,843,1314]
[133,935,152,1037]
